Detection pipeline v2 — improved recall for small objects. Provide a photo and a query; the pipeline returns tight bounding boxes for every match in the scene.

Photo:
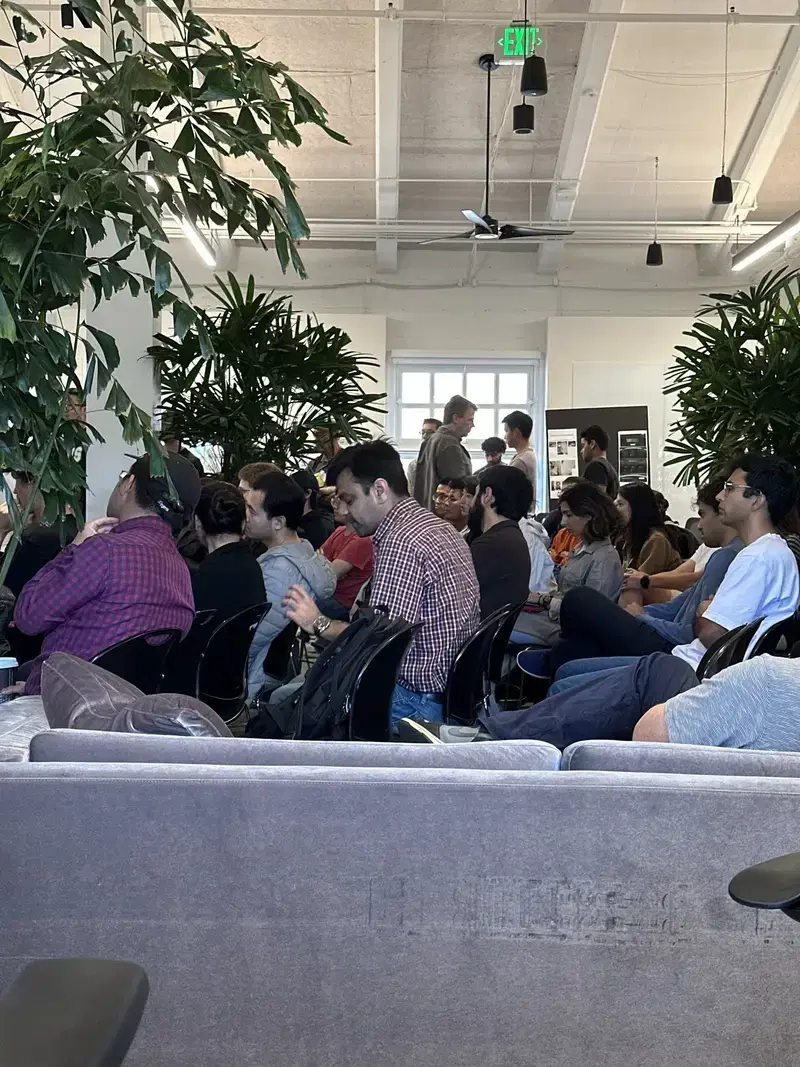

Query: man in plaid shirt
[284,440,480,724]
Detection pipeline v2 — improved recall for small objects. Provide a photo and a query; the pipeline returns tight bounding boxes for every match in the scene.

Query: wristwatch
[640,575,651,590]
[313,614,332,638]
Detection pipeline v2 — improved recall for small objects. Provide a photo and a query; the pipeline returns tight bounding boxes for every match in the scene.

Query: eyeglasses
[721,481,755,495]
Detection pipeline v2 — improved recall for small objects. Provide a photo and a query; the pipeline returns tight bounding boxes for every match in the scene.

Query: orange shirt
[549,528,581,568]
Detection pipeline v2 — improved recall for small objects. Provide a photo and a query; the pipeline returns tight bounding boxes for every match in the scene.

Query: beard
[468,499,484,538]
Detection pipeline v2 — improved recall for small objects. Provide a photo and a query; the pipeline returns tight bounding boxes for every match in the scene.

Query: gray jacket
[413,425,472,510]
[247,540,336,699]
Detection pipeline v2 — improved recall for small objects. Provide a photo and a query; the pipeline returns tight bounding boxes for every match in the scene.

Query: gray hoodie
[247,539,336,699]
[518,515,554,594]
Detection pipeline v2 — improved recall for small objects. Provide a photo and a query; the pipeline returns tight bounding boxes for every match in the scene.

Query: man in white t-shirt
[503,410,537,504]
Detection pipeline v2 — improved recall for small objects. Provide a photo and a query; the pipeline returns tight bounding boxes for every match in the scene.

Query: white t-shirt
[672,533,800,669]
[690,542,718,574]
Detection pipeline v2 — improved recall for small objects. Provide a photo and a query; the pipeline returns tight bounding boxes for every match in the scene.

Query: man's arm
[624,560,699,594]
[14,532,110,636]
[283,584,348,642]
[330,559,354,579]
[633,703,669,742]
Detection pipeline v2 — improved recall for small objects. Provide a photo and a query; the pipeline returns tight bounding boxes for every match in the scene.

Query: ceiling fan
[421,54,574,245]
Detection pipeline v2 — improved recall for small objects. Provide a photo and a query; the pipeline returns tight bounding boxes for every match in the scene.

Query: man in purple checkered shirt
[283,440,480,724]
[13,454,199,694]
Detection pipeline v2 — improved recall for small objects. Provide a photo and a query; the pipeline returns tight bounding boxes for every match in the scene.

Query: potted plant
[665,268,800,485]
[0,0,343,581]
[150,274,385,478]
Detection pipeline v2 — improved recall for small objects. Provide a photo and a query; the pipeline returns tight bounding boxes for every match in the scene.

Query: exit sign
[497,25,543,57]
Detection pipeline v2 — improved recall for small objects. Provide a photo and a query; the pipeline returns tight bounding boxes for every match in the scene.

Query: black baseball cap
[127,452,202,519]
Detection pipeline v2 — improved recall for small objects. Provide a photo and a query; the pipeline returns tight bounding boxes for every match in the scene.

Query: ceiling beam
[536,0,622,275]
[700,22,800,274]
[374,0,403,273]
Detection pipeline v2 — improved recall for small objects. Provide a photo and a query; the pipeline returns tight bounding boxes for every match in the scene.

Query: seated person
[519,511,554,594]
[0,471,77,597]
[475,436,506,476]
[622,525,721,602]
[468,464,532,618]
[190,480,266,622]
[245,471,336,699]
[238,461,282,492]
[634,655,800,751]
[615,482,682,607]
[527,477,742,680]
[317,496,374,622]
[546,476,581,552]
[434,477,469,537]
[511,481,622,646]
[292,469,335,550]
[12,453,199,694]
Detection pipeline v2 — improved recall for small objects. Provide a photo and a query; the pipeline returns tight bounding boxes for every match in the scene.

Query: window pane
[401,371,430,404]
[466,373,495,405]
[433,372,463,404]
[468,407,498,444]
[498,373,529,406]
[400,407,431,440]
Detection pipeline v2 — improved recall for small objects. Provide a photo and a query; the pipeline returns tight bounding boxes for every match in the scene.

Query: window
[389,352,546,507]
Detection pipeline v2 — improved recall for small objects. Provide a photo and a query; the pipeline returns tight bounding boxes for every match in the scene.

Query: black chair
[159,609,218,696]
[347,623,420,742]
[729,853,800,924]
[92,629,182,694]
[443,606,510,726]
[695,620,762,682]
[0,958,148,1067]
[262,621,299,687]
[750,613,798,658]
[196,602,269,723]
[484,601,526,706]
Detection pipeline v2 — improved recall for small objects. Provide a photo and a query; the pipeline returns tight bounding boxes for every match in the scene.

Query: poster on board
[548,428,579,496]
[618,430,649,484]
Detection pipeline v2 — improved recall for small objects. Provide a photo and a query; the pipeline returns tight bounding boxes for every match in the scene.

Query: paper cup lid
[0,658,18,668]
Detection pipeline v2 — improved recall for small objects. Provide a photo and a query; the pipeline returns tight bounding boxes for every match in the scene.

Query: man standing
[13,453,199,693]
[476,437,507,476]
[468,465,532,618]
[413,395,475,511]
[407,417,442,497]
[283,440,479,724]
[503,411,537,501]
[579,424,619,497]
[160,429,205,477]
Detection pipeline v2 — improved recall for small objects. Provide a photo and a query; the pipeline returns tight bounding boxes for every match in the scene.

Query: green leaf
[173,300,195,339]
[85,323,120,372]
[61,180,90,209]
[0,286,16,340]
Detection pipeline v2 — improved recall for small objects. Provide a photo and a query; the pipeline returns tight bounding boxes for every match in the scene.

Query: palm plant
[150,274,385,479]
[665,268,800,486]
[0,0,343,580]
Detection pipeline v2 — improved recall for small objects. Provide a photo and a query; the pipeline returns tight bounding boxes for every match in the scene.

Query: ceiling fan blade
[418,231,473,245]
[498,224,575,240]
[462,209,493,232]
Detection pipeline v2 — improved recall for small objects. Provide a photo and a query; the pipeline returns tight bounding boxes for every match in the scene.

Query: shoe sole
[396,719,442,744]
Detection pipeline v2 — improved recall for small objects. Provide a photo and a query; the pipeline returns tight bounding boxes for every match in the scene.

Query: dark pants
[479,651,698,748]
[548,586,675,674]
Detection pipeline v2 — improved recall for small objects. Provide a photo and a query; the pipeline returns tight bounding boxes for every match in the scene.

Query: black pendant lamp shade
[646,242,664,267]
[520,54,548,97]
[713,173,734,205]
[513,103,534,134]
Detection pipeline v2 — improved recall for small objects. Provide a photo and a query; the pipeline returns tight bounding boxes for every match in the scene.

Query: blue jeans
[390,684,443,726]
[549,656,641,695]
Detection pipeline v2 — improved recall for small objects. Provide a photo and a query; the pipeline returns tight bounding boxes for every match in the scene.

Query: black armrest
[0,959,149,1067]
[729,851,800,922]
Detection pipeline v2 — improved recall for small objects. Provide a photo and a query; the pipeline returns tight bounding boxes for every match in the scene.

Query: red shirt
[320,526,374,608]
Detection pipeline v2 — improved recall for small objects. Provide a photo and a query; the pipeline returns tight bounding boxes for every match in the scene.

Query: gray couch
[562,740,800,777]
[1,760,800,1066]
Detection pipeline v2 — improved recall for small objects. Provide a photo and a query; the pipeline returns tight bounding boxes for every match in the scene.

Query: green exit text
[498,25,543,57]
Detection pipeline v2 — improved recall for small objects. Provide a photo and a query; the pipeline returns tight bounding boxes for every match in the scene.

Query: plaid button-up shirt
[15,516,194,693]
[370,496,479,694]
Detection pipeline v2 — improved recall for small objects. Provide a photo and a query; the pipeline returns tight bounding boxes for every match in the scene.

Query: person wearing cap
[11,453,199,694]
[291,469,335,550]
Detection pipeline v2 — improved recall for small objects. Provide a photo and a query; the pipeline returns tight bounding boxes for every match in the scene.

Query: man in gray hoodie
[413,395,475,511]
[244,470,336,699]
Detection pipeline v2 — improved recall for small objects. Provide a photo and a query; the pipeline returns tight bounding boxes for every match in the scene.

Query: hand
[625,602,645,616]
[623,568,645,590]
[73,516,119,546]
[1,681,24,697]
[282,584,322,635]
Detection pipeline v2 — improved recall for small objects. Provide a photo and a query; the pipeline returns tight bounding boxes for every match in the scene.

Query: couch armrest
[729,851,800,922]
[0,959,149,1067]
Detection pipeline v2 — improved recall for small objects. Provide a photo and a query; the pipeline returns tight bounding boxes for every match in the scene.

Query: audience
[615,482,682,607]
[244,471,336,699]
[238,462,282,492]
[309,428,342,478]
[291,469,335,549]
[434,477,469,536]
[545,475,581,546]
[161,430,205,476]
[0,472,77,597]
[580,425,619,497]
[476,437,506,475]
[190,481,266,621]
[12,453,199,694]
[283,440,479,724]
[407,417,442,497]
[413,395,475,510]
[503,410,537,499]
[468,465,532,618]
[462,475,479,512]
[317,497,375,621]
[511,481,623,647]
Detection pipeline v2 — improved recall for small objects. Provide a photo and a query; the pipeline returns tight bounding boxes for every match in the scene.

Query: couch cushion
[562,739,800,777]
[29,730,560,769]
[41,653,142,728]
[111,694,231,738]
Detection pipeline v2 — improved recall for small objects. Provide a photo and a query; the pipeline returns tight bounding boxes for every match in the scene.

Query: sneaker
[516,648,552,679]
[396,718,484,744]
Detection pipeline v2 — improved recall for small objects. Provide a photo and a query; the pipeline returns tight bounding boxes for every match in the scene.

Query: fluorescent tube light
[145,172,216,268]
[732,208,800,272]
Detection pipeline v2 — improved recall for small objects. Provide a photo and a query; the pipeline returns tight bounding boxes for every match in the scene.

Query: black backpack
[248,607,411,741]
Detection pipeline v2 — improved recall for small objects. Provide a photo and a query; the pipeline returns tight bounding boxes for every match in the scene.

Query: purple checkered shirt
[370,496,479,694]
[15,515,194,693]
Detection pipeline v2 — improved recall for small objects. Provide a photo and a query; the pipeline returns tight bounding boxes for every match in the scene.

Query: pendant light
[521,0,547,96]
[713,4,734,205]
[514,0,536,128]
[647,156,664,266]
